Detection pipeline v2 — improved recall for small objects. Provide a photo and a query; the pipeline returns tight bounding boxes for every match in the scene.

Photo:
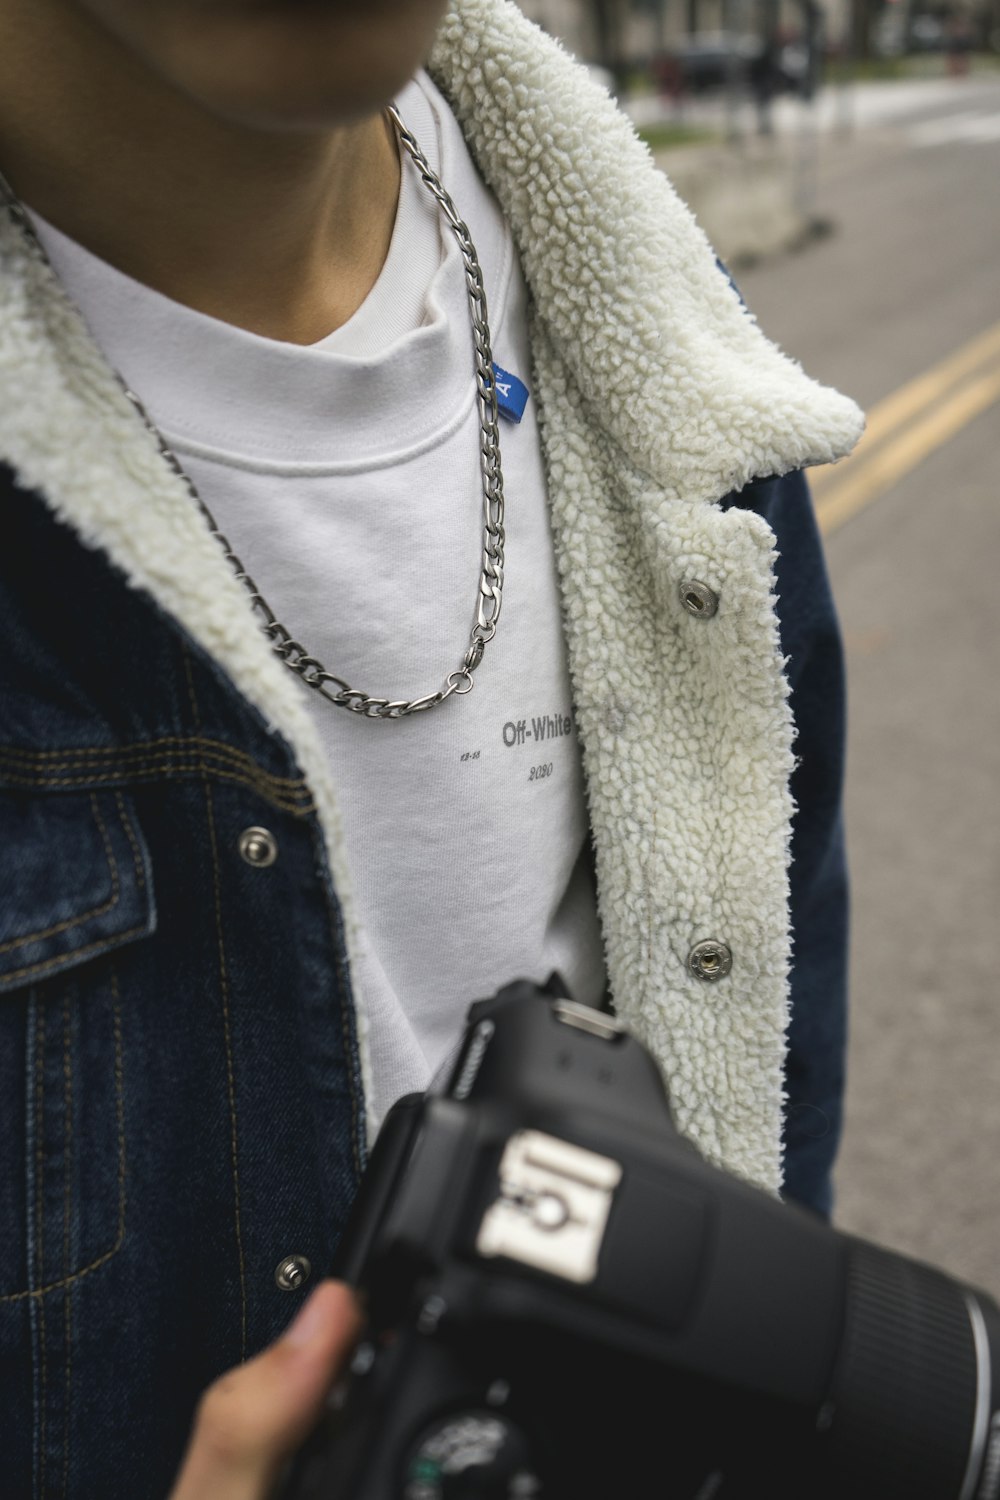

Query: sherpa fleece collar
[430,0,863,497]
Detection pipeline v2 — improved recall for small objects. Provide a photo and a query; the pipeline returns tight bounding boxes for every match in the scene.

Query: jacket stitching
[0,749,311,798]
[62,1287,73,1499]
[184,649,248,1362]
[1,923,148,986]
[0,736,310,791]
[62,992,74,1500]
[2,798,150,983]
[111,967,127,1284]
[0,793,120,955]
[3,731,302,765]
[341,984,364,1182]
[0,967,127,1304]
[0,740,309,779]
[116,790,146,893]
[0,743,312,809]
[2,731,300,764]
[329,886,364,1182]
[203,782,249,1365]
[0,764,313,815]
[35,999,49,1495]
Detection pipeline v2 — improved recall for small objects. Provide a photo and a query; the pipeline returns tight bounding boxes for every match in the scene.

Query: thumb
[169,1280,364,1500]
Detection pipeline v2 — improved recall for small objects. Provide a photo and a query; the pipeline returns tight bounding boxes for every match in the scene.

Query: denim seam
[0,761,306,802]
[0,735,308,780]
[0,737,311,798]
[315,827,364,1181]
[0,793,120,955]
[1,798,149,984]
[0,763,308,808]
[3,732,304,767]
[35,1000,48,1496]
[62,1288,72,1500]
[202,781,249,1364]
[336,920,364,1180]
[184,649,248,1362]
[115,789,146,894]
[62,991,74,1500]
[1,924,149,987]
[0,967,127,1303]
[0,763,313,815]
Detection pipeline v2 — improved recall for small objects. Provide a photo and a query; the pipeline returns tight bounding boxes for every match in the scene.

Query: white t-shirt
[30,71,607,1125]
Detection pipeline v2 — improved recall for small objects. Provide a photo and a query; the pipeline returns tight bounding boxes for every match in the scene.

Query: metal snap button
[275,1254,311,1291]
[687,940,733,981]
[679,580,719,618]
[239,826,278,868]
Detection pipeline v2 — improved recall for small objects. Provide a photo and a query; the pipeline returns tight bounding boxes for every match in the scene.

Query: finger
[169,1280,363,1500]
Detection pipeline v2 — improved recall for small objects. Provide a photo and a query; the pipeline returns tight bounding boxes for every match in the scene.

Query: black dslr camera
[282,979,1000,1500]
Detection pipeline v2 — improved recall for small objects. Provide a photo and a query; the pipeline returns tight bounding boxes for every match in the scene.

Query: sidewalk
[631,72,999,265]
[649,129,825,266]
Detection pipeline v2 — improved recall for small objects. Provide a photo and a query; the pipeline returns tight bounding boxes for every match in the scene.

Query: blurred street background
[518,0,1000,1295]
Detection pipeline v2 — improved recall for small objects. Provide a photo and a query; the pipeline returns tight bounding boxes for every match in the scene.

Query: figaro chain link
[0,105,506,720]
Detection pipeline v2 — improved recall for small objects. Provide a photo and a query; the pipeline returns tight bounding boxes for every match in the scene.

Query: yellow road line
[815,362,1000,537]
[811,317,1000,500]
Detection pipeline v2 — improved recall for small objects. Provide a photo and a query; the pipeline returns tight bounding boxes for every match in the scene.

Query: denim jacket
[0,481,366,1498]
[0,3,862,1493]
[0,461,848,1500]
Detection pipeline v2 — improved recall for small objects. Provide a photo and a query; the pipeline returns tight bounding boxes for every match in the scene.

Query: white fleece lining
[430,0,863,500]
[526,324,797,1187]
[0,0,862,1184]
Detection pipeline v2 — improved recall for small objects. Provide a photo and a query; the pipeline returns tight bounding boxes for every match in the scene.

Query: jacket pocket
[0,788,154,992]
[0,788,155,1299]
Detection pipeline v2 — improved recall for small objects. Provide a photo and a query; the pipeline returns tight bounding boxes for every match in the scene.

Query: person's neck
[0,4,401,345]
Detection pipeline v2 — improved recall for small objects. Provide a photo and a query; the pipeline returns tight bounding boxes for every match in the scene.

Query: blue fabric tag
[492,363,530,424]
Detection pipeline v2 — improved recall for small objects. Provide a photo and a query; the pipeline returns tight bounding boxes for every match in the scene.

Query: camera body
[282,980,1000,1500]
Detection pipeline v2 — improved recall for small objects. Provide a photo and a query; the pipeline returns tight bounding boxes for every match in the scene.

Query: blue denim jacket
[1,475,366,1499]
[725,471,849,1220]
[0,461,846,1499]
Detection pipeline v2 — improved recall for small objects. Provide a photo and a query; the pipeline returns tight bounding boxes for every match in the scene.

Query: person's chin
[164,3,447,130]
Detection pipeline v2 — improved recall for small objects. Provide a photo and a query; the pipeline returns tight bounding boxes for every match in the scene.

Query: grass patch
[825,51,1000,84]
[638,122,725,150]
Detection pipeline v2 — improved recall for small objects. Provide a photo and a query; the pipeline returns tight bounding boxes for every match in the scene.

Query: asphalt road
[734,74,1000,1298]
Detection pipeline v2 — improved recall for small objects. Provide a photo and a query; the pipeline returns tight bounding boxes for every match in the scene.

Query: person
[0,0,863,1495]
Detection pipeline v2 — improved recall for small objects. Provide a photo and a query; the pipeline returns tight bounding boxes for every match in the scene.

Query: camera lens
[401,1410,542,1498]
[813,1242,1000,1498]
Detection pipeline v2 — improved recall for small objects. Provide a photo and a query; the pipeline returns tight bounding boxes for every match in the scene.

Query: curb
[653,137,826,266]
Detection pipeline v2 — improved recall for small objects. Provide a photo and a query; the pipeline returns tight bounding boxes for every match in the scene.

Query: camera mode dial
[401,1410,542,1499]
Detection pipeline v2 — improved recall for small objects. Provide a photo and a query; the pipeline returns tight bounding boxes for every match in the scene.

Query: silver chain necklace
[0,105,505,719]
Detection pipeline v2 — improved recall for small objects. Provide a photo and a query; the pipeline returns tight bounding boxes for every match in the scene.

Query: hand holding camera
[276,979,1000,1500]
[172,979,1000,1500]
[167,1282,363,1500]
